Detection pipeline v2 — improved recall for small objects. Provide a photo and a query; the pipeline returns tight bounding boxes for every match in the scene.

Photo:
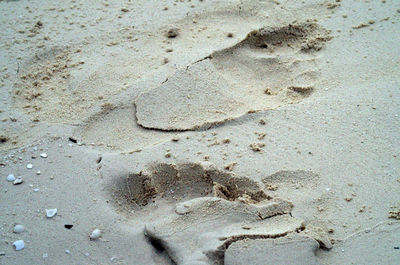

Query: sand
[0,0,400,264]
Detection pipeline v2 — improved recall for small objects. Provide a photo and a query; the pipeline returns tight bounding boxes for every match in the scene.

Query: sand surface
[1,0,400,264]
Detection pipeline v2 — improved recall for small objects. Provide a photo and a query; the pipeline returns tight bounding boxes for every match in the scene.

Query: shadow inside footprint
[113,162,269,209]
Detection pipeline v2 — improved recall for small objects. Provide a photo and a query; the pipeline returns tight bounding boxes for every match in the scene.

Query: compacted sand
[1,0,400,264]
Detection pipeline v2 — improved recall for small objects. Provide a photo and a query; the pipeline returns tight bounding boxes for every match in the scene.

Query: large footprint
[135,22,332,130]
[109,162,331,264]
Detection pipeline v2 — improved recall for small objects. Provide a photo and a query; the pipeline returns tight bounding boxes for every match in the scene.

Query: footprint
[111,162,270,210]
[12,46,129,123]
[135,22,332,131]
[109,162,331,264]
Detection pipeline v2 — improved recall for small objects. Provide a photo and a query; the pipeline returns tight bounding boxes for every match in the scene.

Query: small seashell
[26,164,33,169]
[13,224,25,233]
[40,153,48,158]
[13,240,24,251]
[7,174,15,182]
[89,229,102,240]
[45,208,57,218]
[13,178,23,185]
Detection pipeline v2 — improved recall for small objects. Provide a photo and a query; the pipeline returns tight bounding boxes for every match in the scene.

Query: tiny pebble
[90,229,102,240]
[166,27,179,38]
[13,178,23,185]
[46,208,57,218]
[65,250,70,254]
[26,164,33,169]
[7,174,15,182]
[42,253,48,258]
[13,224,25,233]
[40,153,47,158]
[0,251,5,256]
[36,171,41,175]
[34,188,39,192]
[13,240,24,251]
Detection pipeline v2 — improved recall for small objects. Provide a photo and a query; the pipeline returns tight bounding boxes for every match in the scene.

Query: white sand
[1,0,400,264]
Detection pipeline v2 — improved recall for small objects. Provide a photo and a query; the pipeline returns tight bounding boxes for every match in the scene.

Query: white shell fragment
[7,174,15,182]
[13,178,23,185]
[13,224,25,233]
[89,229,102,240]
[26,164,33,169]
[13,240,24,251]
[46,208,57,218]
[40,153,48,158]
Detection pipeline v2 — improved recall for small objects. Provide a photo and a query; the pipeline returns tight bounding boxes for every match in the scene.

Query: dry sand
[1,0,400,264]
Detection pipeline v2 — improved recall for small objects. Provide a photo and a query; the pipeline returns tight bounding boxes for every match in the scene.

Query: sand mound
[224,234,321,265]
[145,198,304,265]
[135,22,331,131]
[73,104,172,151]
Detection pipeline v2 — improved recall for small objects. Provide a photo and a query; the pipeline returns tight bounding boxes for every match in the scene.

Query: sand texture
[1,0,400,264]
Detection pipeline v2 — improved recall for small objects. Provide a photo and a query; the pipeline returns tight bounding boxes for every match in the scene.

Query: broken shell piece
[13,178,23,185]
[46,208,57,218]
[26,164,33,169]
[7,174,15,182]
[13,240,24,251]
[40,153,47,158]
[13,225,25,233]
[89,229,102,240]
[175,203,191,215]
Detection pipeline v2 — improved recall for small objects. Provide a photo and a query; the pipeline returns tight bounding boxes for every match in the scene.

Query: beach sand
[0,0,399,264]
